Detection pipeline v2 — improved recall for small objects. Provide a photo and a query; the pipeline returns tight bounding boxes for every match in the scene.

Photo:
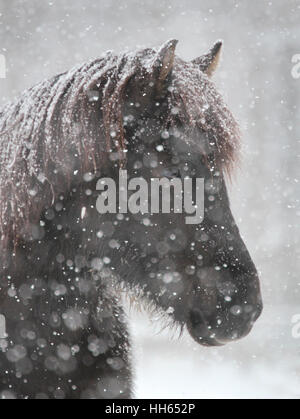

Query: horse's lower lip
[195,336,226,347]
[187,321,227,347]
[189,323,255,347]
[187,307,259,347]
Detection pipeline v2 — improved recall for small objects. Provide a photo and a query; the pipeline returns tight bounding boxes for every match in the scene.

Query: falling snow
[0,0,299,401]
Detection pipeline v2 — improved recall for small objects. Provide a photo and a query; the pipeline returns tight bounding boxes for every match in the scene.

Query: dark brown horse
[0,40,262,399]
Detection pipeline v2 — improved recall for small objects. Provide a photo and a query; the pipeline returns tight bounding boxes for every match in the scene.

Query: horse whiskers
[109,277,185,340]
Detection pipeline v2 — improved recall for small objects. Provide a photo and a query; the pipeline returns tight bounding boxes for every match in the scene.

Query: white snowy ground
[127,303,300,399]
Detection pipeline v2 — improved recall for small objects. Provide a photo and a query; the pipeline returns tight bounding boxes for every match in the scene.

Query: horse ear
[192,41,222,77]
[152,39,178,93]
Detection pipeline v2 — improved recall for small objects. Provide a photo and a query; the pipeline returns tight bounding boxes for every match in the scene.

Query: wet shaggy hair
[0,44,240,260]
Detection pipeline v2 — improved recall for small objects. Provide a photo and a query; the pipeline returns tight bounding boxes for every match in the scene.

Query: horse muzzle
[186,301,263,347]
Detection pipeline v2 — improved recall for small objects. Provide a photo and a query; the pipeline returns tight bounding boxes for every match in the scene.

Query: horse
[0,40,263,399]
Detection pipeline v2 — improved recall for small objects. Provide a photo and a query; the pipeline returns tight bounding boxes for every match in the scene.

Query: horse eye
[163,167,181,178]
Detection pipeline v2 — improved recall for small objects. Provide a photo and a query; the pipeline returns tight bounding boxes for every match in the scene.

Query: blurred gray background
[0,0,299,398]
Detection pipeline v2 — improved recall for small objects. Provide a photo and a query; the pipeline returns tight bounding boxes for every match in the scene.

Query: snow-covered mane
[0,43,239,257]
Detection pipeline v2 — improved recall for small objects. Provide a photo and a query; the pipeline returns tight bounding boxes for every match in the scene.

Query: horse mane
[0,45,240,257]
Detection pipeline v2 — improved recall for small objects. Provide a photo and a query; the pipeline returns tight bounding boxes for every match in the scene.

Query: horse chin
[186,324,226,347]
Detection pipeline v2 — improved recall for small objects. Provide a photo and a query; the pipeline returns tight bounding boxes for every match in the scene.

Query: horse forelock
[169,57,240,169]
[0,46,240,256]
